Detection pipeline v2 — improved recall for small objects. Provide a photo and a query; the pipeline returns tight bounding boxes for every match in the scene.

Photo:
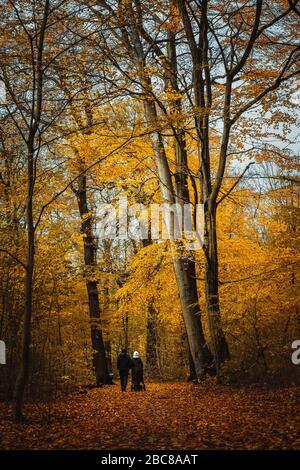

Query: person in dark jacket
[117,348,132,392]
[131,351,144,391]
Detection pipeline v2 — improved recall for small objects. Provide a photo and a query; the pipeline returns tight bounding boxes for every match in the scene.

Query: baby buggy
[131,378,146,391]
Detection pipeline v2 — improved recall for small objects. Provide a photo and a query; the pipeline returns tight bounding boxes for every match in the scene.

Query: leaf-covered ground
[1,382,300,450]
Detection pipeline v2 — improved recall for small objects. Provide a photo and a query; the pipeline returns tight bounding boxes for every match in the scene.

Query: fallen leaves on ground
[0,382,300,450]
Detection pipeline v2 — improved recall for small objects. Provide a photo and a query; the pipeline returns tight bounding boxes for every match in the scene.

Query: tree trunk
[105,339,113,374]
[146,301,159,376]
[13,151,35,423]
[74,174,109,386]
[88,280,109,386]
[204,202,230,374]
[144,97,210,379]
[122,312,129,350]
[173,256,213,378]
[188,346,197,381]
[167,26,214,376]
[175,0,230,374]
[122,5,211,379]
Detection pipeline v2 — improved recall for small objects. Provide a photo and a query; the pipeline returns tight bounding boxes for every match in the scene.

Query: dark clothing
[117,352,131,391]
[131,358,144,391]
[117,352,131,374]
[120,373,128,392]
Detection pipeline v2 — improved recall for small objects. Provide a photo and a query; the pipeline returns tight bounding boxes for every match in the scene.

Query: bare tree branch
[217,162,255,206]
[0,248,27,270]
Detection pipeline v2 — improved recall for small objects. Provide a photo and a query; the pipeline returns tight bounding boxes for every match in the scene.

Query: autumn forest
[0,0,299,453]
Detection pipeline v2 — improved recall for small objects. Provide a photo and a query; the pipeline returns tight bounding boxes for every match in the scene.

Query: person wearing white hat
[131,351,144,391]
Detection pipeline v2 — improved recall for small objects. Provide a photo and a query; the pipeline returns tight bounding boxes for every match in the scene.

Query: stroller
[131,355,146,391]
[131,378,146,391]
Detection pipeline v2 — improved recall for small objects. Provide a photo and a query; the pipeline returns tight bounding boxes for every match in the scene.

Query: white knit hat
[133,351,139,358]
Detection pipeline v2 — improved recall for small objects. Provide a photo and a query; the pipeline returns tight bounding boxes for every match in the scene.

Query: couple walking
[117,348,144,392]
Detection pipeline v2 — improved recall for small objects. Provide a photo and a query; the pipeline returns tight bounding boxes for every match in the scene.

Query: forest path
[1,382,300,449]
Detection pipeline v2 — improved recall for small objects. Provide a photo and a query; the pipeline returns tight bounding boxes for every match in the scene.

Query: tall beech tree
[90,0,214,378]
[0,0,97,421]
[89,0,299,374]
[173,0,299,371]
